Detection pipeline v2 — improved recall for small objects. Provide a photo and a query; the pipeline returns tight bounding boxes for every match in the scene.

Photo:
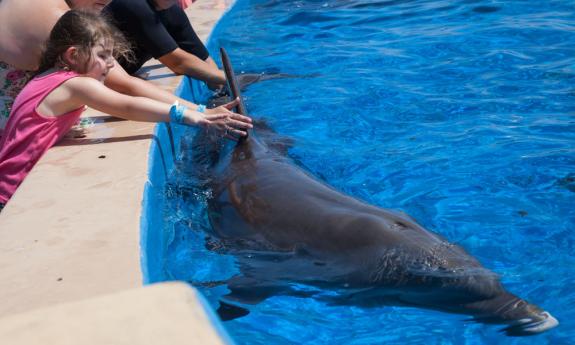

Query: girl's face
[84,42,114,82]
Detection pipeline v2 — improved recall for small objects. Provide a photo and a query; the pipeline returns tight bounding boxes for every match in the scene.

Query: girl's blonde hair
[38,10,132,74]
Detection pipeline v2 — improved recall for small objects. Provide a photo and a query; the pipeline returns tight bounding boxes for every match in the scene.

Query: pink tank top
[0,70,84,203]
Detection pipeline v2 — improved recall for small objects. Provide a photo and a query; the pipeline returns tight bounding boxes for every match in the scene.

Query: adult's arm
[105,0,224,87]
[104,60,201,111]
[155,5,226,88]
[158,49,226,87]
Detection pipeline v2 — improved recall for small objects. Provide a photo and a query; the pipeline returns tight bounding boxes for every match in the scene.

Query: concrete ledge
[0,282,232,345]
[0,0,233,329]
[0,112,154,316]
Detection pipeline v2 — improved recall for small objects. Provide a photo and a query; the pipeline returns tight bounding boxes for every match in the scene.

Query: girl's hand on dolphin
[199,111,252,140]
[205,97,240,116]
[200,98,252,140]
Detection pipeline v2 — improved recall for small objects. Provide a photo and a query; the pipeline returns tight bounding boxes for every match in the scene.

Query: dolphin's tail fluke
[500,311,559,336]
[468,292,559,336]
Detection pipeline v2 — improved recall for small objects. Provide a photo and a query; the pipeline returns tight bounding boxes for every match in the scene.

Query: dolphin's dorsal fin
[220,47,249,120]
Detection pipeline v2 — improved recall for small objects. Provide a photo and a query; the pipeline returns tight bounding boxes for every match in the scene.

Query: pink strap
[178,0,194,9]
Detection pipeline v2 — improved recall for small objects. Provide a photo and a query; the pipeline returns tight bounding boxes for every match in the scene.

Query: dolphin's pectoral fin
[217,301,251,321]
[221,275,311,307]
[224,282,287,305]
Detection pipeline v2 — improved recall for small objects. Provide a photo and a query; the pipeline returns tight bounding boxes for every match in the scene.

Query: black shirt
[104,0,209,74]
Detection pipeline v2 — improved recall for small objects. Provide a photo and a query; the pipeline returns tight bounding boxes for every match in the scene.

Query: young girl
[0,10,252,210]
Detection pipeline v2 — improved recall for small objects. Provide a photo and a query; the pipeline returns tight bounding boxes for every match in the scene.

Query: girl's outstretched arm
[64,76,252,137]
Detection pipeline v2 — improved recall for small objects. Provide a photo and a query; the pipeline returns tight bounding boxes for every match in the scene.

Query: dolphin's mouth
[501,311,559,336]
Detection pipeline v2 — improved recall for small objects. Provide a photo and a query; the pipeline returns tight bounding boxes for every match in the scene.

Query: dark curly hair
[37,10,132,74]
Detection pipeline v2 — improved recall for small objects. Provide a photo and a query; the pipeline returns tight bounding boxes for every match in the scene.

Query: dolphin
[185,48,558,336]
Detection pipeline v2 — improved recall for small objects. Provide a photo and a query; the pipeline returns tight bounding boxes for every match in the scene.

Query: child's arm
[65,76,252,137]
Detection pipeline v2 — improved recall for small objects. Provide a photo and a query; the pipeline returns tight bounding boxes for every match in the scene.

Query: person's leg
[0,203,5,213]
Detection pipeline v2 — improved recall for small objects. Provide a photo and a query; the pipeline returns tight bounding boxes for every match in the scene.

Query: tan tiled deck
[0,0,233,326]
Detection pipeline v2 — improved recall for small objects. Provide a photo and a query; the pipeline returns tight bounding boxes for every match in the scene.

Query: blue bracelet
[196,104,206,113]
[169,101,187,124]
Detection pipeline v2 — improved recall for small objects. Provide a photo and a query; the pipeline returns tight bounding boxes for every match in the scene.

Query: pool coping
[0,282,233,345]
[0,0,234,334]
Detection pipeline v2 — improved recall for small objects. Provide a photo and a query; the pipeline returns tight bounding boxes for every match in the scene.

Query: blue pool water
[149,0,574,343]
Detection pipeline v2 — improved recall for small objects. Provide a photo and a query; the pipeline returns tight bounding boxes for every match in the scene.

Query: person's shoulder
[107,0,155,14]
[60,75,102,92]
[158,3,187,17]
[1,0,67,13]
[157,3,189,26]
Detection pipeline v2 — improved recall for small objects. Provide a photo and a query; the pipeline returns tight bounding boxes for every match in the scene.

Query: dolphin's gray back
[206,134,491,287]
